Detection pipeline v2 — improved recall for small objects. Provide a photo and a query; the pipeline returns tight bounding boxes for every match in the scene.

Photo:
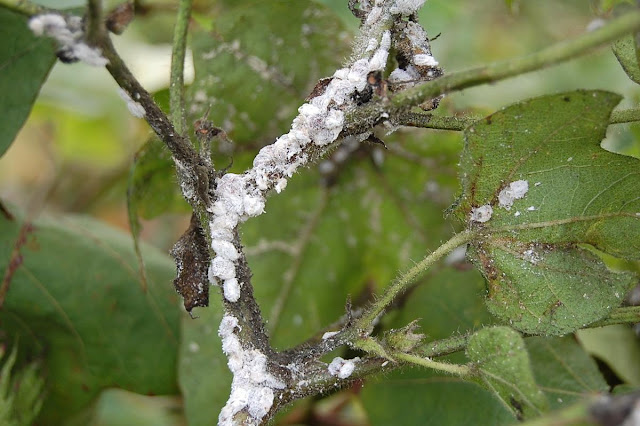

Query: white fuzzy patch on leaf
[498,180,529,211]
[470,205,493,223]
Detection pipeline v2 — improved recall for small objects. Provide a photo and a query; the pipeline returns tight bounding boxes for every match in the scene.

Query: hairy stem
[169,0,192,135]
[589,305,640,328]
[420,333,470,358]
[0,0,44,15]
[392,351,471,376]
[353,230,476,333]
[396,111,476,131]
[610,107,640,124]
[391,11,640,111]
[399,107,640,132]
[346,10,640,133]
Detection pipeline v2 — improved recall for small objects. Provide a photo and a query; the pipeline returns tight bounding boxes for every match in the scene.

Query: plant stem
[610,107,640,124]
[85,0,103,45]
[404,107,640,131]
[392,11,640,111]
[589,305,640,328]
[353,230,476,333]
[99,36,199,169]
[169,0,192,135]
[0,0,44,15]
[393,351,471,376]
[396,111,476,131]
[346,10,640,133]
[396,106,640,132]
[420,333,470,358]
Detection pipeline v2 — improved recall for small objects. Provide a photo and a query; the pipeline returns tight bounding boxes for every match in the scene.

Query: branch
[352,230,476,334]
[345,10,640,134]
[169,0,192,135]
[85,0,103,45]
[610,107,640,124]
[15,1,205,204]
[98,37,204,194]
[395,110,476,131]
[419,333,470,358]
[397,106,640,132]
[392,351,471,376]
[588,305,640,328]
[210,2,445,423]
[0,0,44,16]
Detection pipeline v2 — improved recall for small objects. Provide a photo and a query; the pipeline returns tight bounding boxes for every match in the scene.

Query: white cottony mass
[29,14,109,67]
[498,180,529,210]
[328,357,360,379]
[470,205,493,223]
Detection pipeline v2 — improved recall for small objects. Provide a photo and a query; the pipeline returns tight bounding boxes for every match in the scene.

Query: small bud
[194,106,224,145]
[385,320,425,353]
[106,2,135,35]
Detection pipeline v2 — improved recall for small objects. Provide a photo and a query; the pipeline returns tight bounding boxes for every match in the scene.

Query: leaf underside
[360,364,517,426]
[526,335,608,410]
[454,90,640,335]
[613,35,640,85]
[466,326,548,420]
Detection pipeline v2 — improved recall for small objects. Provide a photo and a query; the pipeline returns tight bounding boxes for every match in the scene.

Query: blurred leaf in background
[0,209,180,423]
[0,7,56,158]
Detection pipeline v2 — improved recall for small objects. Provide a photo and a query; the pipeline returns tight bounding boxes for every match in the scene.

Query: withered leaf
[170,214,210,315]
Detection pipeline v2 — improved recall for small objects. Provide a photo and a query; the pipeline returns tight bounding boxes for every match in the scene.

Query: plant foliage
[0,0,639,425]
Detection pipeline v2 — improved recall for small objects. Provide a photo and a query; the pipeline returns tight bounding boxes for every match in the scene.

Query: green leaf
[526,336,608,410]
[360,367,516,426]
[467,326,548,420]
[598,0,635,13]
[92,389,184,426]
[128,138,189,222]
[389,266,494,341]
[0,7,56,158]
[177,303,230,426]
[454,90,640,335]
[188,0,351,145]
[0,209,180,423]
[613,35,640,85]
[577,325,640,386]
[126,138,190,288]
